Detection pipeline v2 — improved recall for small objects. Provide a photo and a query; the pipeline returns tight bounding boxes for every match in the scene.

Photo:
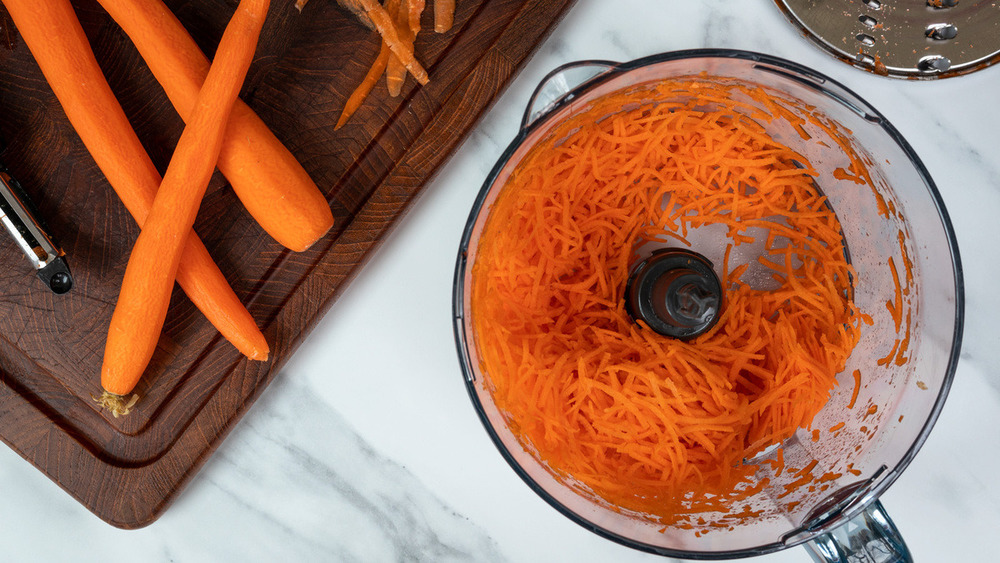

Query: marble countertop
[2,1,997,561]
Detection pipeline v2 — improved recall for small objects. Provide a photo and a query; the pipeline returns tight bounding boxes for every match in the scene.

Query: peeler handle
[0,164,73,294]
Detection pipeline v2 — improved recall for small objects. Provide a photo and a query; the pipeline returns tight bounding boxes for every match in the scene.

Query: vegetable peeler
[0,162,73,294]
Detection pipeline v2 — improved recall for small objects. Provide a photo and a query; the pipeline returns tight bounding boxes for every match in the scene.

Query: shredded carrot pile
[470,78,867,523]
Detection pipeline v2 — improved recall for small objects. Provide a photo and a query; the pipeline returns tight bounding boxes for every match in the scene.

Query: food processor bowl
[453,50,963,561]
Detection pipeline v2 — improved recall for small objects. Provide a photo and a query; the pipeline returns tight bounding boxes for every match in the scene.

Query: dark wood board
[0,0,574,528]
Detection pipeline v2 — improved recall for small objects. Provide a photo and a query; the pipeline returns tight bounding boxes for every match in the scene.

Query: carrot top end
[93,392,140,418]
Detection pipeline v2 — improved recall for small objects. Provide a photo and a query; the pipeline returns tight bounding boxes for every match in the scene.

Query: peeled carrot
[0,0,268,385]
[356,0,429,84]
[434,0,454,32]
[887,256,903,333]
[101,0,270,406]
[336,41,391,130]
[95,0,333,252]
[471,78,866,524]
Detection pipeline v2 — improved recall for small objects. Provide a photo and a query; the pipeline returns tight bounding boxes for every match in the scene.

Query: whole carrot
[0,0,268,379]
[101,0,270,406]
[95,0,333,252]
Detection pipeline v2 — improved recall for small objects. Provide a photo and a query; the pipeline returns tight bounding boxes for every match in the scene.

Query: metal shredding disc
[774,0,1000,79]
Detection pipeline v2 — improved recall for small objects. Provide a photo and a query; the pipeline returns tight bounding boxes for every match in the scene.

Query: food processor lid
[774,0,1000,78]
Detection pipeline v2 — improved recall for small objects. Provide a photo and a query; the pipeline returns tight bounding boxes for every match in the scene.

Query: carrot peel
[358,0,429,84]
[434,0,454,33]
[386,0,413,97]
[336,42,391,129]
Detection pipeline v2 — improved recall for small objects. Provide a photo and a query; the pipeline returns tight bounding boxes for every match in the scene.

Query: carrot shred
[878,339,900,367]
[894,309,912,366]
[888,256,903,333]
[848,369,862,409]
[337,0,431,127]
[470,78,866,524]
[898,229,914,292]
[818,471,842,483]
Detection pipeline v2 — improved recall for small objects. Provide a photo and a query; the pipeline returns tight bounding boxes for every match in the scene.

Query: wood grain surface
[0,0,574,528]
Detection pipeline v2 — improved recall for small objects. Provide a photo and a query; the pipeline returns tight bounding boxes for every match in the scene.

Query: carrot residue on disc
[470,77,867,524]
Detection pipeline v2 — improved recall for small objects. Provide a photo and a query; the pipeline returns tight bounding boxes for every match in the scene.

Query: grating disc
[774,0,1000,79]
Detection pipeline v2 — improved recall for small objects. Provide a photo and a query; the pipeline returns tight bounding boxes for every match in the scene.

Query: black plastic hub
[625,248,723,340]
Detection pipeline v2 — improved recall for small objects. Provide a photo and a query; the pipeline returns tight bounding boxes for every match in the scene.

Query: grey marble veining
[180,376,505,562]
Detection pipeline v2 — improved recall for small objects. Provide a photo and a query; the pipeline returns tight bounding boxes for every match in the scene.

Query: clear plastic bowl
[453,50,963,561]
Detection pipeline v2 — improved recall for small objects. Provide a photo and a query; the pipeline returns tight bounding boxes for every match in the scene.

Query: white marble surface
[2,0,997,561]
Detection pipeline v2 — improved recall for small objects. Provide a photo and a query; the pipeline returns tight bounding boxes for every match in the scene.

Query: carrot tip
[93,391,140,418]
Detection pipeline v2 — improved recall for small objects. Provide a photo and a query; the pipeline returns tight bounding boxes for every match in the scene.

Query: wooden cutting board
[0,0,574,528]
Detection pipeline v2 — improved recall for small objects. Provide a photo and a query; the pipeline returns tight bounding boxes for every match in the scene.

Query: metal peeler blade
[0,162,73,294]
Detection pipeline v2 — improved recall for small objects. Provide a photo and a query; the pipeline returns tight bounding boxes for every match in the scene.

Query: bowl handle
[804,500,912,563]
[520,60,618,130]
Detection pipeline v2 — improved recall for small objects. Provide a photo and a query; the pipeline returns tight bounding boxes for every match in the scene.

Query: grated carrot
[888,256,903,333]
[877,340,900,367]
[848,369,862,409]
[470,77,865,524]
[894,309,912,366]
[897,230,914,291]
